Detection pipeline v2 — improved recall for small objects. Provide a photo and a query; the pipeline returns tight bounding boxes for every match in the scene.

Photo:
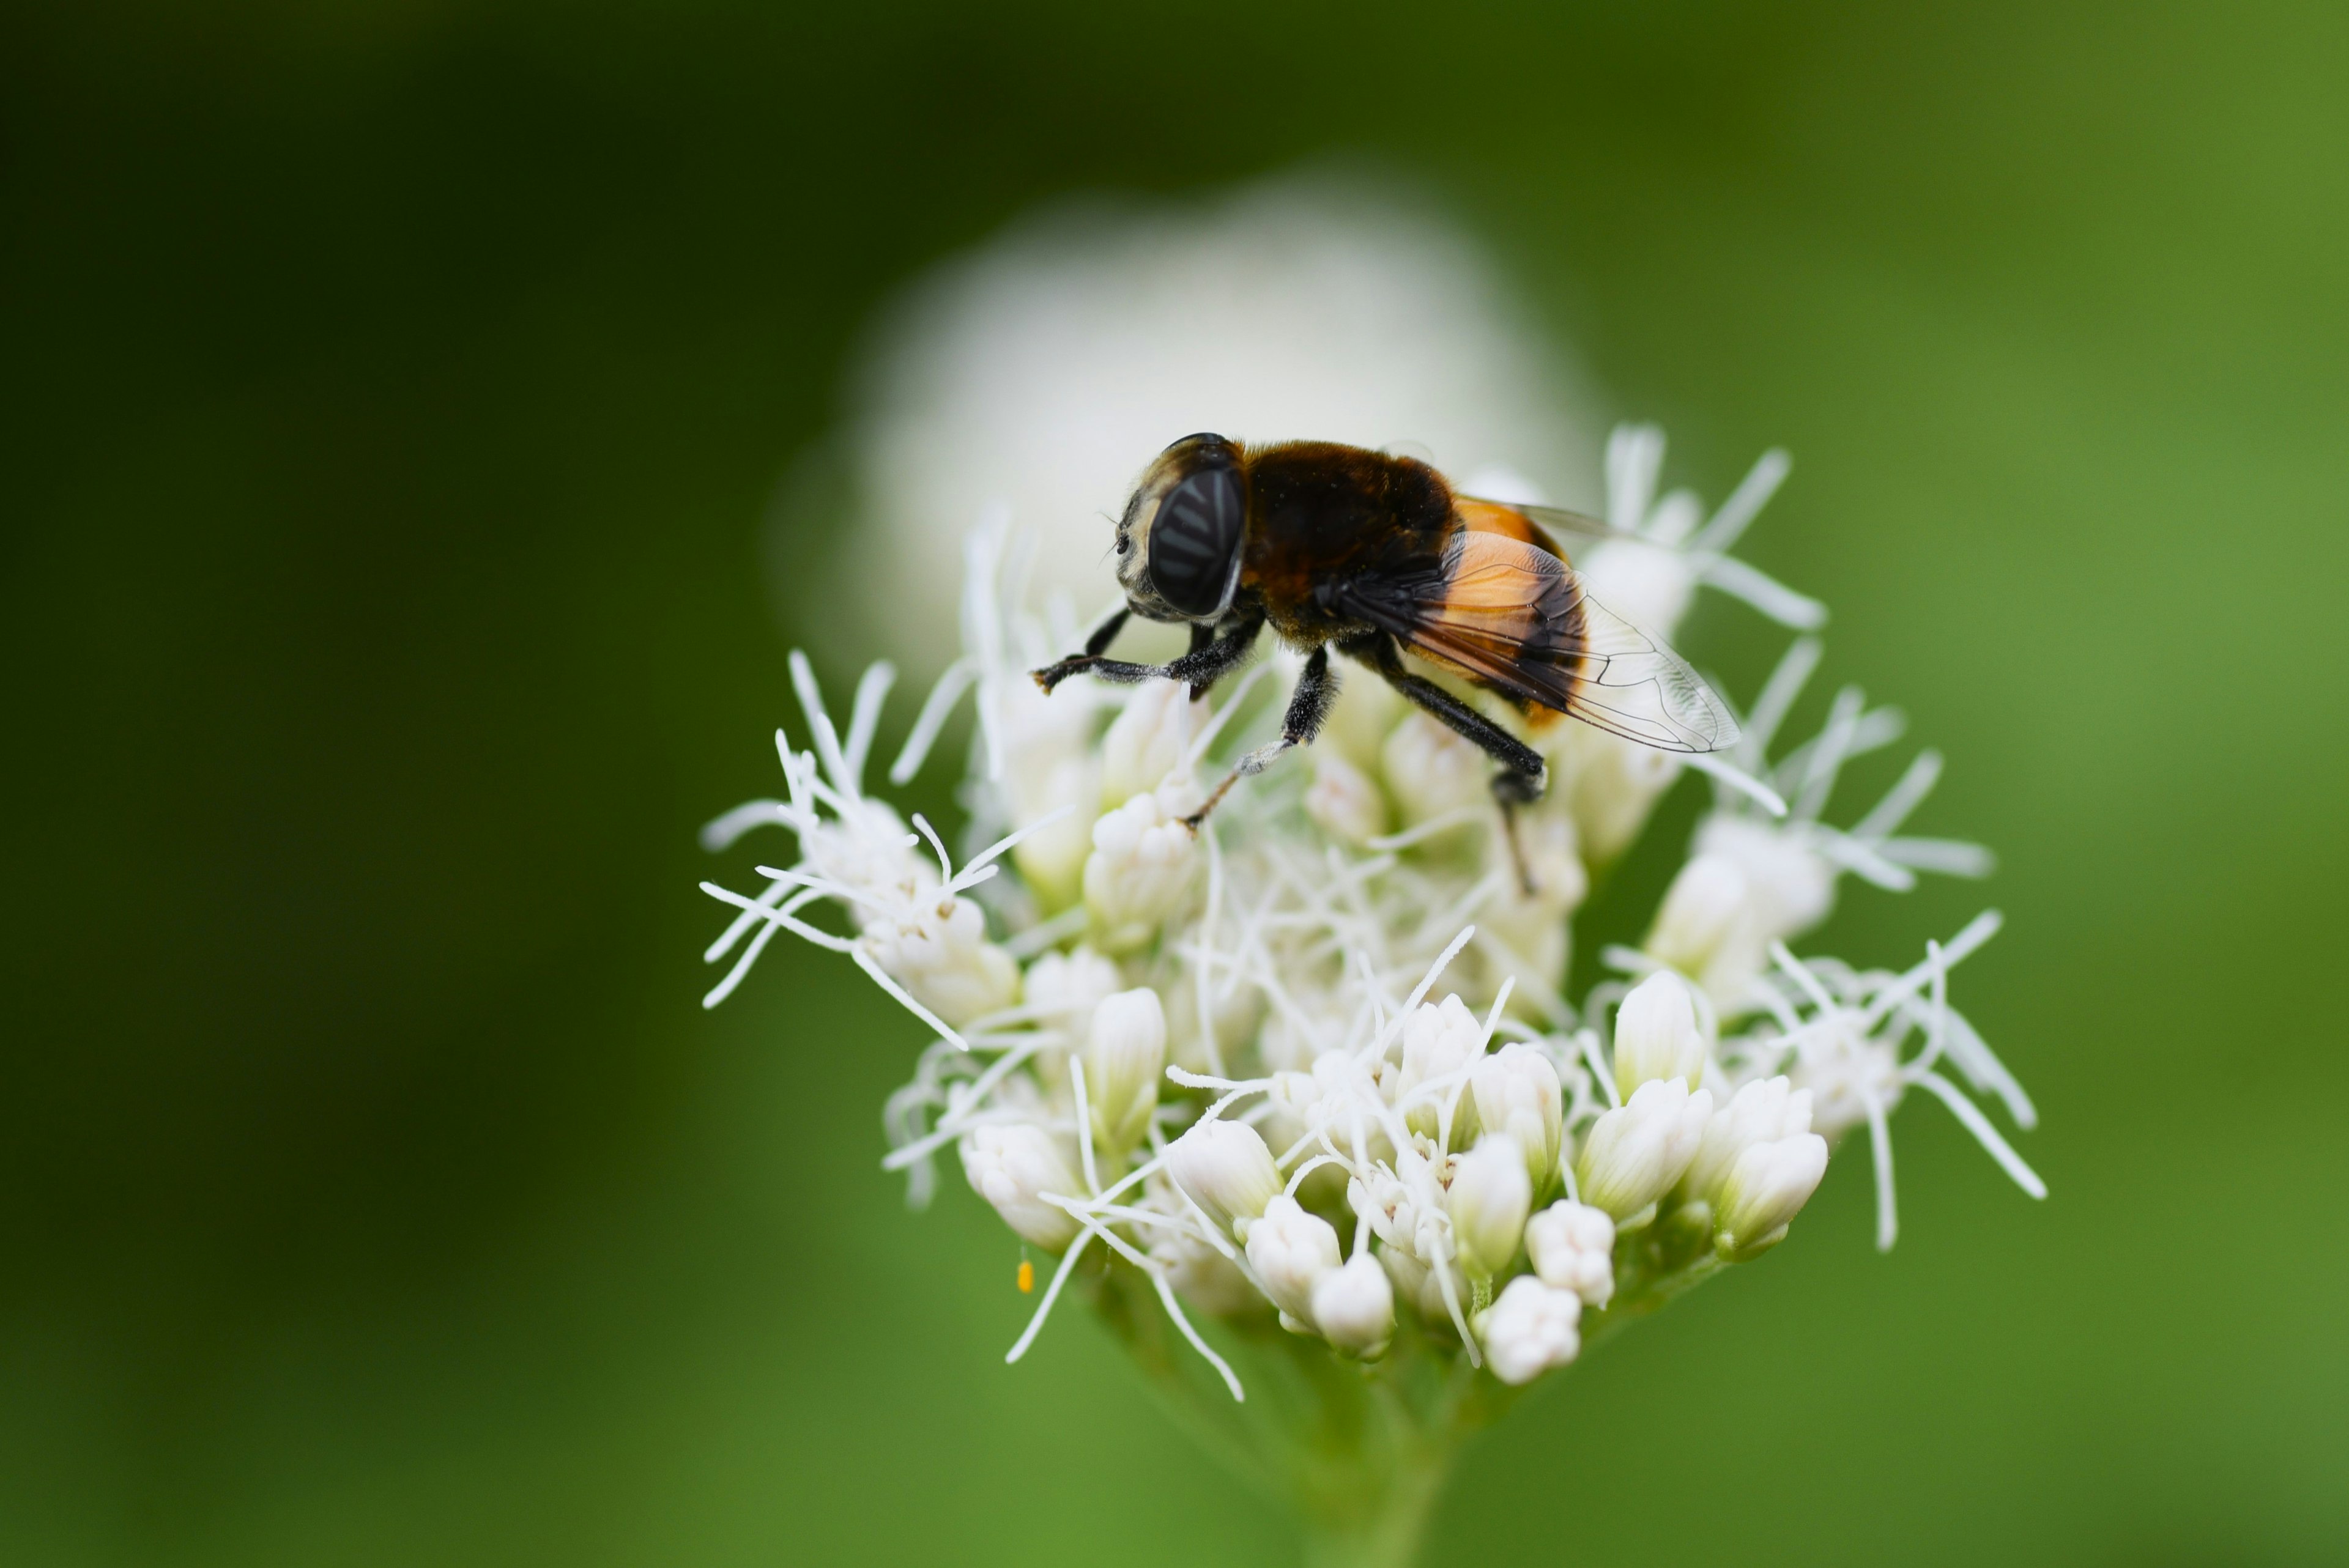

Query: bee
[1033,433,1738,839]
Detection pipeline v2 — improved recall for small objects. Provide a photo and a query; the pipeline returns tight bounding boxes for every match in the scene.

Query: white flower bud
[1475,1275,1581,1386]
[1083,787,1199,953]
[1714,1133,1829,1260]
[1165,1119,1282,1237]
[1245,1194,1343,1327]
[1575,1078,1715,1224]
[1682,1075,1813,1203]
[1524,1199,1616,1307]
[1304,752,1389,847]
[1395,994,1484,1141]
[1448,1133,1532,1276]
[1378,1243,1453,1323]
[959,1123,1081,1251]
[1311,1254,1395,1354]
[1009,755,1100,912]
[1021,945,1121,1036]
[861,893,1020,1027]
[1099,681,1204,808]
[1081,988,1165,1155]
[1612,970,1710,1096]
[1791,1022,1907,1138]
[1382,711,1489,830]
[1469,1045,1562,1191]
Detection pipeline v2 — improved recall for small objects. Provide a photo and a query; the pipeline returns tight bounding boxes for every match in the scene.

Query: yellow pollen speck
[1017,1259,1035,1293]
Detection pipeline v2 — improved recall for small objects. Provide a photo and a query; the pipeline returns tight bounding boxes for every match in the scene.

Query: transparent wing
[1455,497,1635,545]
[1560,586,1742,753]
[1341,531,1739,755]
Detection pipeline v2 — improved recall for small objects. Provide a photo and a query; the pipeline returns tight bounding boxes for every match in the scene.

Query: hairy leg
[1345,635,1547,891]
[1181,645,1336,830]
[1184,623,1216,700]
[1033,613,1262,697]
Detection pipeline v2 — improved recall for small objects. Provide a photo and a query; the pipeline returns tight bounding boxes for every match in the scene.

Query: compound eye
[1146,467,1245,618]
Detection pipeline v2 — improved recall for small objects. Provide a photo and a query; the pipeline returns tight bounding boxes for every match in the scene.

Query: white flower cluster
[702,428,2043,1396]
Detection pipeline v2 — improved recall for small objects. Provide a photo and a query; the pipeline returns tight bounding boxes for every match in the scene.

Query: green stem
[1087,1258,1530,1568]
[1078,1200,1739,1564]
[1295,1443,1447,1568]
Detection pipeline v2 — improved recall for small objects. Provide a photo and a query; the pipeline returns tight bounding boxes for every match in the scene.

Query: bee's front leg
[1032,612,1260,697]
[1031,609,1134,692]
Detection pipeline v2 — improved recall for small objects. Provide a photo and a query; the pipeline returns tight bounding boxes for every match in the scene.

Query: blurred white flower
[1727,919,2045,1252]
[1382,712,1493,833]
[1304,751,1390,848]
[801,173,1601,673]
[1627,638,1998,1017]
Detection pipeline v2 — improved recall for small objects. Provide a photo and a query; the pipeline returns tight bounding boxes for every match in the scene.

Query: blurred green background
[6,1,2345,1563]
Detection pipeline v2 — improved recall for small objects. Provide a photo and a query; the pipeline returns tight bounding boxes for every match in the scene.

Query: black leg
[1343,634,1548,892]
[1031,609,1134,692]
[1086,608,1133,657]
[1033,614,1261,697]
[1343,635,1546,787]
[1182,645,1335,830]
[1491,777,1540,897]
[1186,623,1215,700]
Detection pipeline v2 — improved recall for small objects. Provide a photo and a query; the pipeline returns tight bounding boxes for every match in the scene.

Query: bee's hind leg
[1346,634,1548,893]
[1490,769,1545,898]
[1181,646,1334,832]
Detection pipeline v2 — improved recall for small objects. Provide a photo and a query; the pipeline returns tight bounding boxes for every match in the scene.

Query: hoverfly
[1033,434,1737,841]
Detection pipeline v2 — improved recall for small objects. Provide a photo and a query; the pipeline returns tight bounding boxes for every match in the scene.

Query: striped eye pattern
[1147,467,1245,618]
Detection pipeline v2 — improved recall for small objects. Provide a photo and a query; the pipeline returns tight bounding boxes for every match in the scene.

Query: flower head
[699,429,2041,1414]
